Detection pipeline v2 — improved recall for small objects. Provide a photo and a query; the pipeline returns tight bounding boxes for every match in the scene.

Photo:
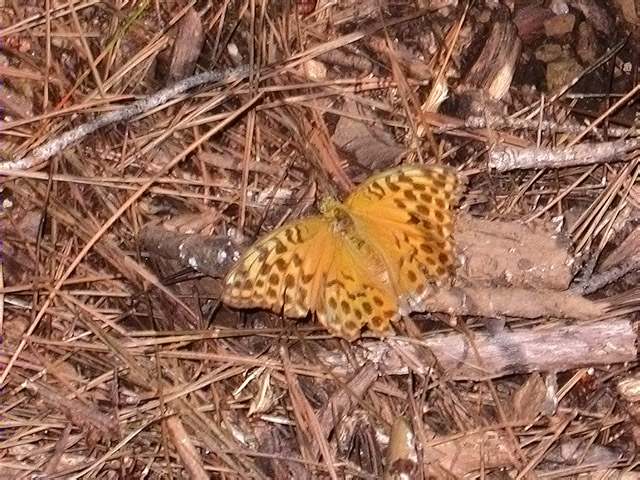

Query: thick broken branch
[319,318,636,380]
[141,215,595,321]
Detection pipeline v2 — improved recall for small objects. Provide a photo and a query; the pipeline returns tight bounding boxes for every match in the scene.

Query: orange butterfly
[223,164,460,339]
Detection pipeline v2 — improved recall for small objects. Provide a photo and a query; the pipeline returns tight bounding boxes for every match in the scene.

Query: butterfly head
[319,196,341,215]
[319,196,356,235]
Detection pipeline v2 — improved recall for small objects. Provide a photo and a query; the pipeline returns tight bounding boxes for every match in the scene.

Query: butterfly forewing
[345,165,460,310]
[345,165,458,234]
[223,216,334,317]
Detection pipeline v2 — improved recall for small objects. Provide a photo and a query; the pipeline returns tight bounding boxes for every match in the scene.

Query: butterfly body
[322,199,392,283]
[223,164,460,340]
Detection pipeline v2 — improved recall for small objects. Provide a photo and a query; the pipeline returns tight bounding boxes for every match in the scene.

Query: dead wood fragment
[422,318,635,378]
[510,372,549,422]
[312,362,379,459]
[165,414,209,480]
[25,380,119,443]
[306,111,355,194]
[165,7,205,82]
[319,318,636,380]
[425,418,629,476]
[544,13,575,37]
[424,430,514,477]
[141,214,588,321]
[367,36,431,80]
[460,115,631,138]
[543,438,628,471]
[600,225,640,271]
[572,256,640,295]
[574,0,615,35]
[426,286,603,320]
[296,0,317,16]
[0,84,34,119]
[489,139,640,172]
[331,100,405,175]
[617,374,640,403]
[0,64,251,170]
[280,345,338,479]
[463,16,521,101]
[142,215,577,291]
[514,5,554,41]
[140,225,241,278]
[43,425,72,475]
[197,150,280,175]
[456,216,574,290]
[384,417,418,480]
[316,50,373,75]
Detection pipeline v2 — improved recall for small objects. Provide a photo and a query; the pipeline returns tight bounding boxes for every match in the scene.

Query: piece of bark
[167,8,204,82]
[140,225,241,278]
[544,13,576,36]
[318,318,636,380]
[0,84,33,119]
[311,362,379,459]
[424,430,514,477]
[198,150,281,176]
[456,216,574,290]
[384,417,418,479]
[296,0,317,16]
[514,5,554,42]
[463,16,522,101]
[510,372,548,422]
[600,226,640,271]
[617,373,640,403]
[424,286,603,320]
[331,100,405,176]
[615,0,640,24]
[317,49,373,75]
[367,36,431,80]
[574,0,615,35]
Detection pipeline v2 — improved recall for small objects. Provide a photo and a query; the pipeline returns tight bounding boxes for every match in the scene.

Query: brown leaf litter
[1,1,640,478]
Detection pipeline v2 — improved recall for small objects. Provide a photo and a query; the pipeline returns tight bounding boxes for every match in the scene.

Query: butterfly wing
[223,216,337,318]
[316,239,399,340]
[344,164,460,312]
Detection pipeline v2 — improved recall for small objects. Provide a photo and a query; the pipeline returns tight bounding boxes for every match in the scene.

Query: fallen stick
[141,214,576,290]
[0,65,250,171]
[488,139,640,172]
[320,318,636,380]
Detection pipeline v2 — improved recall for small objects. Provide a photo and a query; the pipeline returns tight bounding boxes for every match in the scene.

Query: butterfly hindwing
[317,240,399,340]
